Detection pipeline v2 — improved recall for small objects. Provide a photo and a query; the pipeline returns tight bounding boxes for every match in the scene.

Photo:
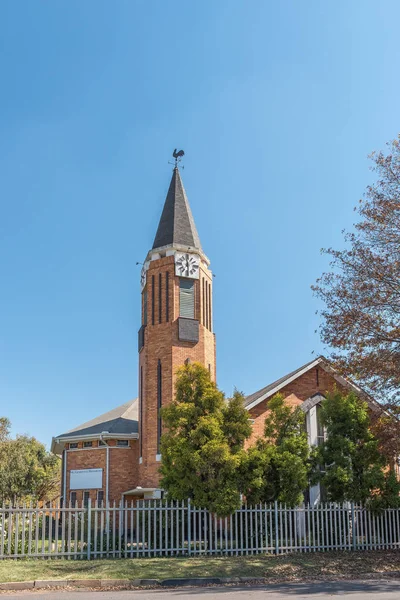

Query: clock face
[175,253,200,279]
[140,266,147,290]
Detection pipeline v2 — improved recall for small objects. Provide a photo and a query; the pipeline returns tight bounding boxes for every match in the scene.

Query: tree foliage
[311,390,400,506]
[239,395,310,507]
[313,135,400,406]
[0,418,11,443]
[370,407,400,469]
[159,363,252,516]
[0,421,61,505]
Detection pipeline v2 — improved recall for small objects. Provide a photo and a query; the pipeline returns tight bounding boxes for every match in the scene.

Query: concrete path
[1,579,400,599]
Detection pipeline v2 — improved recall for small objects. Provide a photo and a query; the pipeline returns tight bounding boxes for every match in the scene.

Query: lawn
[0,551,399,583]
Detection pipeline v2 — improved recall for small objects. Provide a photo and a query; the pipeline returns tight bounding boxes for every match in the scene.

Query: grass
[0,551,399,583]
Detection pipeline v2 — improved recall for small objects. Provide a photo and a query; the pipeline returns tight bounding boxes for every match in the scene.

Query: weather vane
[172,148,184,168]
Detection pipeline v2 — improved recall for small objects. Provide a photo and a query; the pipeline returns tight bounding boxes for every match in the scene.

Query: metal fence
[0,500,399,559]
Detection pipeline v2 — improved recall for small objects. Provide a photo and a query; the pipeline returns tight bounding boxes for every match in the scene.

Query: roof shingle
[152,167,202,251]
[56,399,138,438]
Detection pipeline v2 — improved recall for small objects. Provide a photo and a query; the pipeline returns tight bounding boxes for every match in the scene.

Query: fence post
[274,501,279,555]
[87,498,92,561]
[187,499,192,556]
[351,503,356,551]
[119,499,123,559]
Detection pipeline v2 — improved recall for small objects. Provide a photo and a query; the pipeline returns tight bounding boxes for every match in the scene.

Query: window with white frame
[316,404,326,447]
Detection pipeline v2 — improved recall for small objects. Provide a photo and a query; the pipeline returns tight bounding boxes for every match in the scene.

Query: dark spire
[152,167,202,251]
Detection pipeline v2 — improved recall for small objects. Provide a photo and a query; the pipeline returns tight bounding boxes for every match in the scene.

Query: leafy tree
[239,395,310,506]
[313,135,400,406]
[222,389,253,454]
[0,421,61,505]
[311,390,400,505]
[159,363,252,516]
[370,406,400,470]
[0,418,10,442]
[376,469,400,509]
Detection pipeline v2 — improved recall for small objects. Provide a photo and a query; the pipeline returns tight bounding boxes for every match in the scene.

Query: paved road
[2,580,400,599]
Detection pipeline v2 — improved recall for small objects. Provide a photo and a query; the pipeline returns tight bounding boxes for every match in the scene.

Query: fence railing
[0,500,399,559]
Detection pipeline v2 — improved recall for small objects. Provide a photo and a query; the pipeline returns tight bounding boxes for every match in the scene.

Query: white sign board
[70,468,103,490]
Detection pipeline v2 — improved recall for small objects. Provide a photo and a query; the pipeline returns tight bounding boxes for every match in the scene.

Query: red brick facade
[63,439,140,504]
[55,166,220,503]
[59,250,217,502]
[138,254,216,488]
[55,167,370,506]
[60,363,352,504]
[247,365,346,447]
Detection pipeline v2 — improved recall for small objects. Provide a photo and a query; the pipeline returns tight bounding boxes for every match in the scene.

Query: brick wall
[108,442,139,500]
[61,367,352,501]
[247,366,346,447]
[138,255,216,488]
[64,439,139,504]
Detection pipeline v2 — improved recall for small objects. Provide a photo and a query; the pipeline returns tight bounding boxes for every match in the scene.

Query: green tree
[159,363,252,516]
[372,469,400,510]
[0,422,61,505]
[222,389,253,454]
[311,390,399,505]
[0,417,10,442]
[239,395,310,506]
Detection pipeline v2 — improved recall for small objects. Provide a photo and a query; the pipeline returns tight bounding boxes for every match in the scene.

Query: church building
[51,159,380,506]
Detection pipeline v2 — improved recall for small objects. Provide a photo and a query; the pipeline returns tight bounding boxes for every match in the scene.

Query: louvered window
[179,279,195,318]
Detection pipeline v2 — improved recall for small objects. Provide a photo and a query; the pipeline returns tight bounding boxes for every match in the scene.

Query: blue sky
[1,1,399,445]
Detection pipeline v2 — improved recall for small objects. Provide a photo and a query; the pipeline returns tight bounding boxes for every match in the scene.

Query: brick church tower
[137,164,216,491]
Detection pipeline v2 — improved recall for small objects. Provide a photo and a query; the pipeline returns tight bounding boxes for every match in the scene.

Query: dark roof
[152,167,202,251]
[244,358,319,408]
[56,399,138,438]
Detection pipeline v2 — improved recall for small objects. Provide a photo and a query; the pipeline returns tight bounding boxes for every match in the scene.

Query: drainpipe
[100,433,110,505]
[63,448,67,504]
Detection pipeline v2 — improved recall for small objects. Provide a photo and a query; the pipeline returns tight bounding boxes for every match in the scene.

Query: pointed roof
[244,358,320,409]
[56,399,139,438]
[152,167,202,251]
[244,356,382,412]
